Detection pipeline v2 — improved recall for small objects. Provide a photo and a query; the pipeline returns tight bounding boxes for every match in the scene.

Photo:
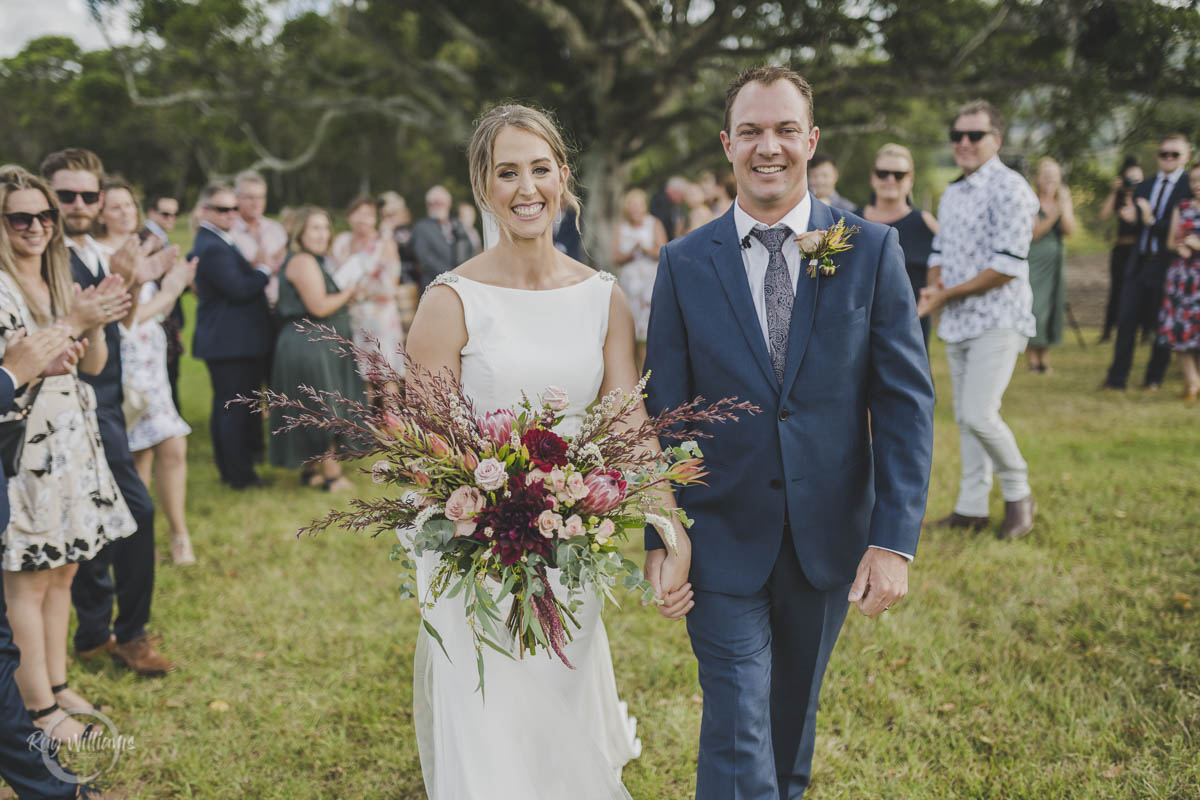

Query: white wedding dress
[409,271,641,800]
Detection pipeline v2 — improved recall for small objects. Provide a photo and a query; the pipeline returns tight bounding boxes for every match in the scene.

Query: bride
[404,104,694,799]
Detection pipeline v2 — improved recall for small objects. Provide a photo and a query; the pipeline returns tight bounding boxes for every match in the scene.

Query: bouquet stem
[504,566,576,668]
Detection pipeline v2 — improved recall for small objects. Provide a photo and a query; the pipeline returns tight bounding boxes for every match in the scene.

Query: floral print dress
[0,273,136,572]
[1159,200,1200,352]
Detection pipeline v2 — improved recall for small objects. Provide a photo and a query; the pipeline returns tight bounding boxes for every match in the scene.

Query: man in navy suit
[0,326,87,799]
[644,66,935,799]
[1101,134,1194,391]
[190,182,274,489]
[42,149,176,677]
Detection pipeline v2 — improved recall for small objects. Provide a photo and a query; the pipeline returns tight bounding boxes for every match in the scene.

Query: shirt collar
[199,221,237,247]
[1161,167,1185,184]
[961,154,1004,187]
[65,235,105,274]
[732,192,813,243]
[143,218,168,242]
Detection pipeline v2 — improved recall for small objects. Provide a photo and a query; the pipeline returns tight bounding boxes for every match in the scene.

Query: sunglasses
[873,169,909,181]
[55,189,101,205]
[206,204,239,214]
[3,209,59,231]
[1158,151,1183,159]
[156,210,178,218]
[949,129,991,144]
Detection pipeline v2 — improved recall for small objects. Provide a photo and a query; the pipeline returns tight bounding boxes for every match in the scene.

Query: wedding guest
[613,187,667,369]
[649,176,687,241]
[0,323,93,797]
[809,154,856,211]
[458,202,483,257]
[230,170,288,278]
[412,186,473,289]
[860,142,939,350]
[191,181,273,490]
[683,181,715,233]
[1159,160,1200,404]
[1026,157,1077,373]
[330,195,405,380]
[1098,158,1144,342]
[1102,135,1194,392]
[711,171,736,215]
[42,149,174,676]
[95,184,197,565]
[918,100,1039,540]
[269,206,363,491]
[378,192,421,334]
[1,165,136,742]
[553,206,583,262]
[144,194,186,412]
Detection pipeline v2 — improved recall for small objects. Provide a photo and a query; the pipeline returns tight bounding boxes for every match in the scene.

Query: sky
[0,0,132,58]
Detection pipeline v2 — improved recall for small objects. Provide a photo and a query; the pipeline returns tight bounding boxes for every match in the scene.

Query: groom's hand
[847,548,908,618]
[645,548,694,622]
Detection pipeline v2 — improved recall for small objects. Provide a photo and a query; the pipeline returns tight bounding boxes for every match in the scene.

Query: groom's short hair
[724,66,814,133]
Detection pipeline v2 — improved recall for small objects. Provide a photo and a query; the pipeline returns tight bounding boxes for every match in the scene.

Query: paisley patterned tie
[750,225,793,383]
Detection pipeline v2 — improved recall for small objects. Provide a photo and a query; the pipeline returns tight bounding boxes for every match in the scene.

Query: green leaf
[480,635,516,661]
[495,572,516,603]
[422,618,451,664]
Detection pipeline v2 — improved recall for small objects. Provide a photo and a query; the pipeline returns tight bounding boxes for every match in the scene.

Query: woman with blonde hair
[0,166,135,743]
[612,187,667,369]
[405,103,692,799]
[1027,156,1077,373]
[861,142,939,350]
[268,206,363,490]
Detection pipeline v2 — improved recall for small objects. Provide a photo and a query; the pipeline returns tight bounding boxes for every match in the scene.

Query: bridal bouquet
[252,321,756,690]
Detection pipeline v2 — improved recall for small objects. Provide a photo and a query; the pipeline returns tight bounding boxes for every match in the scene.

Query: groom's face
[721,80,818,220]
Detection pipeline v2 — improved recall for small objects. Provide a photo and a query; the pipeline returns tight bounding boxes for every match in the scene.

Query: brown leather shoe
[998,495,1036,540]
[926,512,990,531]
[112,636,175,676]
[75,634,116,661]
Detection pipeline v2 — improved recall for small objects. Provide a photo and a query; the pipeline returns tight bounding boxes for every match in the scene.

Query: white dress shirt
[66,235,108,278]
[1142,167,1185,254]
[733,194,811,351]
[733,195,913,562]
[200,222,273,278]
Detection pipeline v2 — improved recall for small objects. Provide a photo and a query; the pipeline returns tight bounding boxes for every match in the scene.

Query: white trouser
[944,328,1031,517]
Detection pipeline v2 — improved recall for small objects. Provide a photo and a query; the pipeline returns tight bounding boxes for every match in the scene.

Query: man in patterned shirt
[917,100,1039,541]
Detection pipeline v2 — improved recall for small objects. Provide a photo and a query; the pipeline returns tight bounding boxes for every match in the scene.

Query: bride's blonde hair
[467,104,581,241]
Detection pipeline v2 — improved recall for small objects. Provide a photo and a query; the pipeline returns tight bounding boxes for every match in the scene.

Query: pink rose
[526,468,548,487]
[796,230,824,255]
[566,472,589,501]
[595,518,616,545]
[536,510,563,537]
[540,385,570,412]
[548,468,567,492]
[474,458,508,491]
[454,520,478,537]
[577,469,628,515]
[478,410,517,446]
[563,515,585,537]
[445,485,486,521]
[371,460,392,484]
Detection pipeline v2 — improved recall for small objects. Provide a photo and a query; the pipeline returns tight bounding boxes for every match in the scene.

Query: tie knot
[750,225,791,254]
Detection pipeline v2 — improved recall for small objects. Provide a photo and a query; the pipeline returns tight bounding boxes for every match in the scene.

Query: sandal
[28,702,97,744]
[51,681,96,712]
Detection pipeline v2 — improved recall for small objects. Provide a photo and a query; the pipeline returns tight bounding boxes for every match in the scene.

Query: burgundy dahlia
[577,469,627,515]
[472,477,556,566]
[521,429,569,471]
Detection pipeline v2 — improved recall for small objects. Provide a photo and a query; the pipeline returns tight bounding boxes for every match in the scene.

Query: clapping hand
[43,337,87,377]
[68,276,132,332]
[136,243,181,285]
[847,548,908,618]
[2,325,72,387]
[161,256,198,297]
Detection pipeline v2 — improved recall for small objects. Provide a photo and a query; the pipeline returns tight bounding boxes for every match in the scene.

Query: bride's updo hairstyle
[467,104,582,240]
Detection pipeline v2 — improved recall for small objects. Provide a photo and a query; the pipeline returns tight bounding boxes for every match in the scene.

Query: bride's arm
[599,283,694,621]
[404,284,468,393]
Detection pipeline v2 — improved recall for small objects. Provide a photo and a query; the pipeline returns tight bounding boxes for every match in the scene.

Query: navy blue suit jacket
[190,226,272,361]
[69,252,124,410]
[644,198,936,595]
[1130,174,1193,287]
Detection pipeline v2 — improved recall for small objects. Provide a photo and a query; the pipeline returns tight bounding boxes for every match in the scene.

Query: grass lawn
[35,301,1199,799]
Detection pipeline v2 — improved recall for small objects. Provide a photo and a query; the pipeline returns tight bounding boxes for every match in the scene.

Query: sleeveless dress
[410,271,640,800]
[1028,211,1066,348]
[1159,199,1200,352]
[120,281,192,451]
[268,254,364,469]
[331,232,407,375]
[615,217,659,342]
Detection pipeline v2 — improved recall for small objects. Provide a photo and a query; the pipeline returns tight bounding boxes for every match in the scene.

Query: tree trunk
[577,144,629,271]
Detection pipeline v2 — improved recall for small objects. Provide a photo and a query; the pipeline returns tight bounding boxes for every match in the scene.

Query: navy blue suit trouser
[687,534,850,800]
[204,357,266,488]
[71,404,156,651]
[1104,256,1172,389]
[0,576,77,799]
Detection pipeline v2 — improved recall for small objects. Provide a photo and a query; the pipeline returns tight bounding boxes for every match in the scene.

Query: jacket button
[769,478,783,490]
[779,409,789,421]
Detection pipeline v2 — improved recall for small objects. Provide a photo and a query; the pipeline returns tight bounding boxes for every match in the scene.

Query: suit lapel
[780,197,833,395]
[709,209,777,390]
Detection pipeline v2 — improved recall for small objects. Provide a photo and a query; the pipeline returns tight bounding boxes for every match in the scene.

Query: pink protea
[478,410,518,447]
[460,449,480,472]
[428,433,454,458]
[577,469,627,515]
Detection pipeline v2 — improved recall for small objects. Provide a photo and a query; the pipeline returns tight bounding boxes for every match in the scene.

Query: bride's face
[489,126,568,241]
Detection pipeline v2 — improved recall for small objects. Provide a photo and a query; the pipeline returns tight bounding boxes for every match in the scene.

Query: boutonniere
[796,218,861,278]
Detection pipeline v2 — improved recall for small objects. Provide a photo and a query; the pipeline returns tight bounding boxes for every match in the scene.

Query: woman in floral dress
[1159,161,1200,404]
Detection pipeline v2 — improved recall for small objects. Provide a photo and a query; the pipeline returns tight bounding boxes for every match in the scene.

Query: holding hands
[644,520,694,622]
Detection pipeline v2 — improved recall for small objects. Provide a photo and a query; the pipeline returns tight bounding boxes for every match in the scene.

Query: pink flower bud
[595,518,616,545]
[429,433,454,458]
[577,469,627,515]
[478,410,517,447]
[796,230,824,255]
[460,449,480,472]
[563,515,585,537]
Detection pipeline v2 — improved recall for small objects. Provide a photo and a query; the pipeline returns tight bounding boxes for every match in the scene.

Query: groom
[644,66,935,799]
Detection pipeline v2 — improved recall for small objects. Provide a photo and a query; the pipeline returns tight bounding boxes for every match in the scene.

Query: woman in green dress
[269,206,364,491]
[1027,157,1077,374]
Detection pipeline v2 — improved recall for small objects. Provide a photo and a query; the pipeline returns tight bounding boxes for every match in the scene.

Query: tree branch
[949,2,1011,72]
[514,0,596,59]
[618,0,668,56]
